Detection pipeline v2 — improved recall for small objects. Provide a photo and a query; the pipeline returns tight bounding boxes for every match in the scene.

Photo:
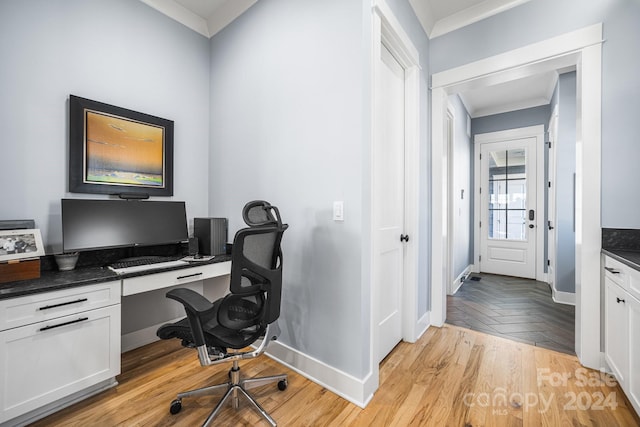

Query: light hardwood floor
[31,324,639,426]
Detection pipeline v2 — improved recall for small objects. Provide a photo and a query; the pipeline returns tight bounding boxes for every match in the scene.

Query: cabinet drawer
[604,256,628,290]
[0,281,121,331]
[122,261,230,296]
[0,304,120,423]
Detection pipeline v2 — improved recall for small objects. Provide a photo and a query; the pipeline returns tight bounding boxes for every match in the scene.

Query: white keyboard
[109,260,189,275]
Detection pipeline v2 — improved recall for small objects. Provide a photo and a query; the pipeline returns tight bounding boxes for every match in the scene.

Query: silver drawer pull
[39,298,88,310]
[39,317,89,332]
[604,267,620,274]
[177,272,203,280]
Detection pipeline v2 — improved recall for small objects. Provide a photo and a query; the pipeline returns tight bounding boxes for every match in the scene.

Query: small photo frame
[0,229,45,262]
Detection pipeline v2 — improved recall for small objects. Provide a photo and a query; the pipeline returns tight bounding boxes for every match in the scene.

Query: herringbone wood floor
[446,273,575,354]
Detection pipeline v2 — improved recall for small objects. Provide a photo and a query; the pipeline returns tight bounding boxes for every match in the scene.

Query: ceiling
[141,0,557,118]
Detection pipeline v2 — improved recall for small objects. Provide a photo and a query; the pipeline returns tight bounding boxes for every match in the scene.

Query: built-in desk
[0,257,231,427]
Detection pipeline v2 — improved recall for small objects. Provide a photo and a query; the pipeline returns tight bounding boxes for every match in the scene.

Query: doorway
[430,24,603,369]
[474,126,545,280]
[370,0,421,388]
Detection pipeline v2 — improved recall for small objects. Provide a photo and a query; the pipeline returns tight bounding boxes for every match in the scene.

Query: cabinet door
[628,295,640,415]
[0,305,120,423]
[604,277,629,386]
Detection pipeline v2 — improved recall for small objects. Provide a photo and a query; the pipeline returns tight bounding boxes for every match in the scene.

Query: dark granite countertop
[602,249,640,272]
[0,255,231,301]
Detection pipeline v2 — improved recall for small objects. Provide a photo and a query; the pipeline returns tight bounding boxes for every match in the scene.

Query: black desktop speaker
[194,218,228,256]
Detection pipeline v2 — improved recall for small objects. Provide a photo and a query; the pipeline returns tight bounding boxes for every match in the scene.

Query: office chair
[157,200,288,427]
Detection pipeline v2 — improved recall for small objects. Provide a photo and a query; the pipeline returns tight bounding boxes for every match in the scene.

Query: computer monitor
[61,199,188,253]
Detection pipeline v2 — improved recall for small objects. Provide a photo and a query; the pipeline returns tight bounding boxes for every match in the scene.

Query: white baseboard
[264,340,374,408]
[552,288,576,305]
[415,312,430,340]
[449,265,472,295]
[121,317,183,352]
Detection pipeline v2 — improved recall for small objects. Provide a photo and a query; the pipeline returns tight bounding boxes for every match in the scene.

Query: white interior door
[374,43,405,363]
[479,137,537,279]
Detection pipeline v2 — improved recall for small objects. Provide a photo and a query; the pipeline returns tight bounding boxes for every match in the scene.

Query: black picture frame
[69,95,174,197]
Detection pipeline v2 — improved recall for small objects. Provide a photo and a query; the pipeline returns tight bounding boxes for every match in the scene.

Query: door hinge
[480,153,482,160]
[548,181,551,188]
[479,255,482,261]
[547,259,551,266]
[479,221,482,228]
[479,187,482,194]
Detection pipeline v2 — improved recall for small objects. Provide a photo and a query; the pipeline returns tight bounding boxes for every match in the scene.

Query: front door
[479,137,538,279]
[374,42,405,363]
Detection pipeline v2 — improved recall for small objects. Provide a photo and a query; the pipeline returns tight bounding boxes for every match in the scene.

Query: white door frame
[431,23,603,369]
[547,105,559,298]
[473,125,546,281]
[446,102,455,294]
[369,0,420,397]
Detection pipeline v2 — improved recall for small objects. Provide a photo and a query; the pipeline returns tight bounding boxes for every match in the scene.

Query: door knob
[400,234,409,242]
[529,224,534,229]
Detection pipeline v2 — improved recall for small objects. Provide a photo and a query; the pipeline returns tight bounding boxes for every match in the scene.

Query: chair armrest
[166,288,215,347]
[166,288,213,313]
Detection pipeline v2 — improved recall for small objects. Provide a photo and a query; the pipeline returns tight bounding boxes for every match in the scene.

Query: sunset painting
[84,110,165,187]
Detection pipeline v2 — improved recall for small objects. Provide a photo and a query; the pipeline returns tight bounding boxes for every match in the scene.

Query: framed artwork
[69,95,174,196]
[0,229,45,262]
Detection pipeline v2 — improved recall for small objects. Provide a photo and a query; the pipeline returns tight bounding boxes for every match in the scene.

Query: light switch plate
[333,201,344,221]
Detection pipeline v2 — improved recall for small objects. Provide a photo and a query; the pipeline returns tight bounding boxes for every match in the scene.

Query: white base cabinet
[603,255,640,416]
[0,281,121,425]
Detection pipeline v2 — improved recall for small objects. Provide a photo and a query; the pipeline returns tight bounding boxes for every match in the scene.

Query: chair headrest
[242,200,284,228]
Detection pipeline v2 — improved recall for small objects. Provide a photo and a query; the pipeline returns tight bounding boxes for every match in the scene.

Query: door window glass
[488,148,526,240]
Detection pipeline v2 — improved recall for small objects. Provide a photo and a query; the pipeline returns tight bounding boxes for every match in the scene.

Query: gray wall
[554,72,577,293]
[431,0,640,228]
[0,0,212,252]
[208,0,431,378]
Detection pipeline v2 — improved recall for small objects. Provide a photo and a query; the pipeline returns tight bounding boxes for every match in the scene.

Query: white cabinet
[628,296,640,412]
[0,281,121,425]
[602,255,640,416]
[604,276,629,384]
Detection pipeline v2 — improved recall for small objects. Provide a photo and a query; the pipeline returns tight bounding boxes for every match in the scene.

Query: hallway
[446,273,575,354]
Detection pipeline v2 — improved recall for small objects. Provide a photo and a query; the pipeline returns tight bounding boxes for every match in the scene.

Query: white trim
[138,0,209,37]
[431,87,447,327]
[138,0,257,38]
[547,105,559,295]
[264,340,374,408]
[451,265,472,295]
[446,102,455,297]
[431,24,603,370]
[430,0,533,39]
[552,289,576,306]
[432,24,602,90]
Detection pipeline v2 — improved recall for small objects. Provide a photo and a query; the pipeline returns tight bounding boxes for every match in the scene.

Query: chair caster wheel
[278,379,287,391]
[169,399,182,415]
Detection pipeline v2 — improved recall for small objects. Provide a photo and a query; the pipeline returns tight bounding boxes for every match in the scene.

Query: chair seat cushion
[157,316,263,350]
